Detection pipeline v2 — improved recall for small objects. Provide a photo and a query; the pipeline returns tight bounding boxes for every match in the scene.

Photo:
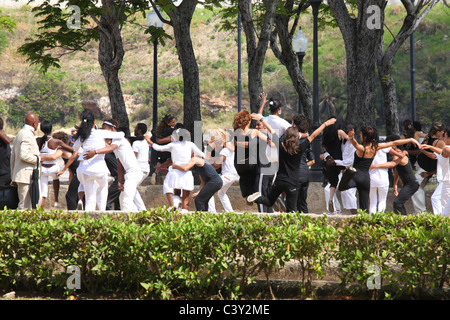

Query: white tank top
[437,145,450,183]
[40,137,58,165]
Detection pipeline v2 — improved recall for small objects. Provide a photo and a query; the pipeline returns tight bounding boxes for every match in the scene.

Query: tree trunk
[166,1,201,136]
[97,0,129,135]
[377,0,439,136]
[239,0,279,113]
[270,0,313,124]
[328,0,386,131]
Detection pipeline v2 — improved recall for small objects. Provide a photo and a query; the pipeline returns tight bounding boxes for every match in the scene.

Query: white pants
[431,182,443,215]
[411,168,427,213]
[208,174,240,213]
[40,164,60,198]
[369,185,389,214]
[120,170,144,212]
[341,189,357,210]
[133,171,149,211]
[440,181,450,216]
[77,169,109,211]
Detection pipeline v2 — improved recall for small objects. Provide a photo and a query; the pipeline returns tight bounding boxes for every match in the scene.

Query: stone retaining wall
[43,180,433,214]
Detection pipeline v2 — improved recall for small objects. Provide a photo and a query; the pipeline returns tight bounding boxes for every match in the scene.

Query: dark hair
[283,127,300,155]
[135,123,147,136]
[402,119,415,138]
[322,117,339,146]
[155,114,175,137]
[77,110,95,143]
[268,99,282,114]
[0,117,3,131]
[52,131,69,145]
[413,121,422,132]
[292,114,310,133]
[39,120,53,150]
[361,126,378,150]
[386,134,406,150]
[344,123,356,135]
[427,122,445,138]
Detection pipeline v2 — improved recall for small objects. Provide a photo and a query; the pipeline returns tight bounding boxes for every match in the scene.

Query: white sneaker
[77,200,84,210]
[53,202,62,208]
[247,192,262,203]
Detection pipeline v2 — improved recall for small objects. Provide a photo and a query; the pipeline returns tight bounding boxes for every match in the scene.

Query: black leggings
[326,165,345,188]
[255,180,299,213]
[194,180,223,211]
[340,171,371,211]
[393,182,419,215]
[235,164,258,198]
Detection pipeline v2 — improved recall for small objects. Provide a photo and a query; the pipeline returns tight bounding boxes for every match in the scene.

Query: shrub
[0,209,448,299]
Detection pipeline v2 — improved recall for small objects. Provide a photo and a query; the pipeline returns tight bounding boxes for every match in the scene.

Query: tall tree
[377,0,439,135]
[327,0,386,131]
[269,0,313,124]
[225,0,279,113]
[150,0,212,135]
[18,0,149,135]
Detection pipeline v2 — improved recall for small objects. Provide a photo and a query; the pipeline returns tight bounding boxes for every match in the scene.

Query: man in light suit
[11,113,41,210]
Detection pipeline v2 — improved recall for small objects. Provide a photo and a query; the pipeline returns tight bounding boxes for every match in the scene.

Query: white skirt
[164,166,194,191]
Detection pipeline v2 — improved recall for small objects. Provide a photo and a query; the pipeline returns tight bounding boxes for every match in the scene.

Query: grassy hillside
[0,3,448,135]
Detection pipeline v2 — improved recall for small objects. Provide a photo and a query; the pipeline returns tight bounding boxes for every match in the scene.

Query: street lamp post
[237,11,242,112]
[292,28,308,114]
[147,9,164,130]
[308,0,323,182]
[410,0,417,122]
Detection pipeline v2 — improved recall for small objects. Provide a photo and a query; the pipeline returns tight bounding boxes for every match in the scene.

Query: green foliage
[0,209,448,300]
[7,71,83,127]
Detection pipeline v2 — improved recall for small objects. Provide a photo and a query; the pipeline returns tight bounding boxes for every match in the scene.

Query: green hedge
[0,209,448,299]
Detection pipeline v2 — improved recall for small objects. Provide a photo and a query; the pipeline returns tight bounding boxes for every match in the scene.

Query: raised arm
[378,137,421,151]
[308,118,337,144]
[257,92,268,115]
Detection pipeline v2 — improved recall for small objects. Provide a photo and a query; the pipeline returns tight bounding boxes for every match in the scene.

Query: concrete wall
[43,179,433,214]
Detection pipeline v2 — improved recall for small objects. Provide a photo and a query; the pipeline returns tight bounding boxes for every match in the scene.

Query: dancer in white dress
[73,111,125,211]
[147,128,205,210]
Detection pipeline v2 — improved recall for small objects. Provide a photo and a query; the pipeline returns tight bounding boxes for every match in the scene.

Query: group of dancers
[5,93,449,216]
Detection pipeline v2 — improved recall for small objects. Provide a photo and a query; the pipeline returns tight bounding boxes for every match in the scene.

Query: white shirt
[74,129,124,173]
[262,114,291,137]
[132,139,150,173]
[111,137,141,173]
[437,145,450,183]
[151,141,205,165]
[335,140,356,167]
[219,146,238,177]
[369,147,391,188]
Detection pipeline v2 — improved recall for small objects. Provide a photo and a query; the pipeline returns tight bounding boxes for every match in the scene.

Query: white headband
[103,121,116,128]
